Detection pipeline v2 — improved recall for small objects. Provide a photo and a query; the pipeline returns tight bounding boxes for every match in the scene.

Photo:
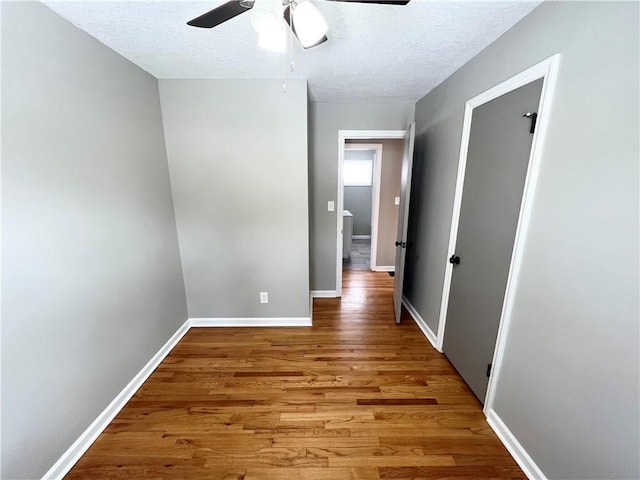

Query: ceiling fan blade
[283,6,328,49]
[187,1,253,28]
[326,0,410,4]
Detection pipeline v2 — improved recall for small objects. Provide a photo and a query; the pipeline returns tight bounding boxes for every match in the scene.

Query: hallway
[65,270,525,479]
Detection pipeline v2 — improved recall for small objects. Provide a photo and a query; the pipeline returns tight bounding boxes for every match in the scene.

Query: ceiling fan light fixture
[250,0,283,34]
[258,27,286,52]
[292,0,327,48]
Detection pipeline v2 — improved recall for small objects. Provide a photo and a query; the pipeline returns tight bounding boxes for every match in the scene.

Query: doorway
[443,78,544,403]
[336,126,416,324]
[342,143,382,272]
[436,55,560,409]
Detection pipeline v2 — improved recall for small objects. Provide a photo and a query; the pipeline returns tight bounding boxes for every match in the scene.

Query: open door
[393,123,416,323]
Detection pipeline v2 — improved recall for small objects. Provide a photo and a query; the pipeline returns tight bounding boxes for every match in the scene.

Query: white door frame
[343,143,384,270]
[435,55,560,413]
[337,130,406,297]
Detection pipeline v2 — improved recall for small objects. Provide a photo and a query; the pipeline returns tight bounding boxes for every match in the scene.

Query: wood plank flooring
[65,270,525,479]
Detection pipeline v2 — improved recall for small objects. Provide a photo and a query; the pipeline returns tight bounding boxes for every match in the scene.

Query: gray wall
[404,2,639,478]
[1,3,188,479]
[159,79,310,319]
[309,103,414,290]
[344,186,372,236]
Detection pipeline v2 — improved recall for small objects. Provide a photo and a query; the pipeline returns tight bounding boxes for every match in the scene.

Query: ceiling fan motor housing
[187,0,410,49]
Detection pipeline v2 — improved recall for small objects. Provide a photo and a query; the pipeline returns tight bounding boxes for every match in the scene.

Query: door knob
[395,241,406,248]
[449,255,460,265]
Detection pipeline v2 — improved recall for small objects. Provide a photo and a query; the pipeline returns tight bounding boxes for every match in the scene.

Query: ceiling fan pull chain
[288,3,295,72]
[281,29,287,94]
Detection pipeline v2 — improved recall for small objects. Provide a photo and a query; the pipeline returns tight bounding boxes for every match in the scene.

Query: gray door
[442,79,543,402]
[393,123,415,323]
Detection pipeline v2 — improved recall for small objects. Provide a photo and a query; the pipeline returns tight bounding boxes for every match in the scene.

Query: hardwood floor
[65,270,525,479]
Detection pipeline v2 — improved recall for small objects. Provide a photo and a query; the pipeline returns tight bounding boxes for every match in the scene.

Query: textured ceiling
[43,0,541,102]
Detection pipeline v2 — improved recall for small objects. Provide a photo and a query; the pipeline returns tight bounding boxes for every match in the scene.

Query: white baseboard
[189,317,312,327]
[42,320,191,480]
[402,301,545,480]
[311,290,338,298]
[41,313,316,479]
[372,266,394,272]
[486,409,546,480]
[352,235,371,240]
[402,295,441,352]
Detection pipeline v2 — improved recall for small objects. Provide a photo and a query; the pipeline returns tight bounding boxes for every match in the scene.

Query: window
[343,159,373,186]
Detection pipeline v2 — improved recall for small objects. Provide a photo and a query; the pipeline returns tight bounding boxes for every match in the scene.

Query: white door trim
[337,130,406,297]
[343,143,383,270]
[434,55,561,413]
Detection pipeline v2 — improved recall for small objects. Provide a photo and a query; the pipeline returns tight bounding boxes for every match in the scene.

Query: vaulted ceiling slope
[43,0,541,103]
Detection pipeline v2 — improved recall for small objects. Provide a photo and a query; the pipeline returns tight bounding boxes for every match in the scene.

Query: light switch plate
[328,201,335,212]
[394,196,400,205]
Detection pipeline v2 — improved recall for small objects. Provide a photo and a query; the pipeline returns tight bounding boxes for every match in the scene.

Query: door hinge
[486,363,492,378]
[523,112,537,134]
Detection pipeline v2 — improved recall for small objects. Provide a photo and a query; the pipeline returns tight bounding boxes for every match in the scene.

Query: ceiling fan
[187,0,410,51]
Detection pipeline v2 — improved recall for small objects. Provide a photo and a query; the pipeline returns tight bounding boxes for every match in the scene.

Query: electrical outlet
[260,291,269,304]
[394,196,400,205]
[327,201,335,212]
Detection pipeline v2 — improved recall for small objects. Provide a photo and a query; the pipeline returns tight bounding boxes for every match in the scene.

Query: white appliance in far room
[343,210,353,259]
